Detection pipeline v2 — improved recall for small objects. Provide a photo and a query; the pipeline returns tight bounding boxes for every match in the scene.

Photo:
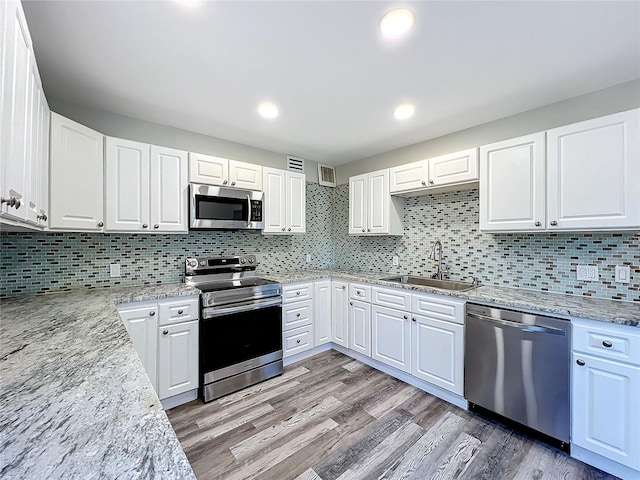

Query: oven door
[200,297,282,385]
[190,184,264,230]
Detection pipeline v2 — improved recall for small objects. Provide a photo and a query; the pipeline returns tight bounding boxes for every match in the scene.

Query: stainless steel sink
[380,275,477,292]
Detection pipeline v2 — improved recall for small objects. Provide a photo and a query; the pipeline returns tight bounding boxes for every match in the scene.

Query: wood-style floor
[167,350,617,480]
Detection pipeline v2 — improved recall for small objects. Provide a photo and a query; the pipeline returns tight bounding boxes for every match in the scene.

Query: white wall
[336,80,640,184]
[48,97,320,183]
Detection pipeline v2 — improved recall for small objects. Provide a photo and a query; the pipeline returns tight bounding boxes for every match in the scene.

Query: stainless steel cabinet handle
[356,290,361,295]
[296,291,301,295]
[223,180,228,185]
[37,213,48,221]
[296,339,301,344]
[576,359,585,366]
[163,330,168,335]
[421,180,426,185]
[231,181,236,186]
[296,313,301,317]
[429,180,434,185]
[1,197,21,209]
[149,311,155,316]
[367,228,371,232]
[412,317,416,322]
[550,221,558,226]
[98,222,104,227]
[178,310,183,315]
[602,340,613,348]
[282,227,286,232]
[342,285,346,290]
[153,224,159,229]
[142,224,148,228]
[362,228,365,232]
[403,315,408,320]
[288,228,291,231]
[350,302,353,306]
[535,221,541,227]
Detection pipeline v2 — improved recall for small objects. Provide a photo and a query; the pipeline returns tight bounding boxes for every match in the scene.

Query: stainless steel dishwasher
[465,304,570,451]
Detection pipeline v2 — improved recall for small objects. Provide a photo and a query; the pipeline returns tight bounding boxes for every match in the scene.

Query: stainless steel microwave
[189,184,264,230]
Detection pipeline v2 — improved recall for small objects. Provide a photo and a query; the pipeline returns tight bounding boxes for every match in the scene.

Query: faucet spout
[428,240,444,279]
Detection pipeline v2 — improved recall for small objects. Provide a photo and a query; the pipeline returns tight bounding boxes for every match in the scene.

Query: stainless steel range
[185,255,283,403]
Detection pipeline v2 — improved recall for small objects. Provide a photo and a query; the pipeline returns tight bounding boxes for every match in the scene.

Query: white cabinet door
[149,145,188,233]
[331,281,349,347]
[229,160,262,190]
[547,110,640,231]
[411,314,464,395]
[188,152,228,186]
[1,1,31,221]
[49,113,105,231]
[349,299,371,357]
[428,148,478,187]
[36,92,50,228]
[119,304,159,392]
[389,160,428,193]
[367,169,389,234]
[262,167,286,233]
[572,352,640,470]
[314,280,332,346]
[371,305,410,373]
[105,137,150,232]
[158,320,199,400]
[348,174,367,234]
[479,132,546,232]
[24,59,43,226]
[286,171,306,233]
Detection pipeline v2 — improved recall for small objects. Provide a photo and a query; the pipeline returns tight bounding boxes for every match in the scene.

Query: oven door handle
[202,298,282,319]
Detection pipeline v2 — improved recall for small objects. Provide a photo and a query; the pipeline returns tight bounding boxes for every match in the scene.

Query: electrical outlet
[305,254,312,263]
[576,265,598,281]
[392,255,399,266]
[110,263,121,278]
[615,265,631,284]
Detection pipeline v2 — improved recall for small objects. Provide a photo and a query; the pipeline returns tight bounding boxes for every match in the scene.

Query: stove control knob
[240,258,246,264]
[249,258,254,263]
[200,260,206,266]
[187,259,198,269]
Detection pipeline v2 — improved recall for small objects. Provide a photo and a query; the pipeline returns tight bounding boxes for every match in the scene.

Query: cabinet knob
[403,315,408,320]
[296,291,301,296]
[412,317,416,322]
[350,302,353,306]
[223,180,228,185]
[288,228,291,232]
[153,224,159,229]
[142,224,148,228]
[149,311,155,316]
[231,181,236,186]
[535,221,541,227]
[296,313,301,317]
[602,340,613,348]
[282,227,286,232]
[367,228,371,232]
[356,290,361,295]
[550,221,558,226]
[1,197,21,209]
[362,228,365,232]
[342,285,346,290]
[37,213,48,221]
[421,180,426,185]
[296,339,301,344]
[178,310,184,315]
[576,359,585,366]
[163,330,168,335]
[97,222,104,227]
[429,180,434,185]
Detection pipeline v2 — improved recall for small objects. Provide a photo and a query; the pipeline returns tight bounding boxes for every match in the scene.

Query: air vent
[318,163,336,187]
[287,155,305,172]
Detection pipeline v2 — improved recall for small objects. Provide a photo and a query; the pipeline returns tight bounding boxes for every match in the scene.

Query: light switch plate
[392,256,399,266]
[615,265,630,284]
[305,254,312,263]
[576,265,598,281]
[110,263,121,278]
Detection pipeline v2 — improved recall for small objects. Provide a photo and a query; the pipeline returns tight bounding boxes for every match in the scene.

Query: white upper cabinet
[106,138,188,233]
[389,148,479,194]
[479,132,546,232]
[49,113,105,231]
[262,167,306,234]
[547,110,640,231]
[188,152,262,190]
[480,109,640,233]
[349,169,403,235]
[149,145,188,232]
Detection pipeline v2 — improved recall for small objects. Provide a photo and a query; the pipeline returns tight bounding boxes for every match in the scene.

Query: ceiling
[22,1,640,166]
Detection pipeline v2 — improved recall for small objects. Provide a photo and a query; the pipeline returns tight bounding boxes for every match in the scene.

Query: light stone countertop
[0,284,199,480]
[262,269,640,327]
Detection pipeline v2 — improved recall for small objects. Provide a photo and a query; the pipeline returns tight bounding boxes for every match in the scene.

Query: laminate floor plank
[167,351,619,480]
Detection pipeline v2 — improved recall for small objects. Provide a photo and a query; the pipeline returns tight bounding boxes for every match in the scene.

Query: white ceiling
[22,1,640,165]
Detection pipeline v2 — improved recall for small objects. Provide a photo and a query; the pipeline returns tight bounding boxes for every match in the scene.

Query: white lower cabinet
[572,318,640,474]
[283,325,313,357]
[314,280,332,346]
[371,304,411,373]
[118,301,158,392]
[282,281,315,358]
[331,281,349,348]
[349,299,371,357]
[158,320,199,400]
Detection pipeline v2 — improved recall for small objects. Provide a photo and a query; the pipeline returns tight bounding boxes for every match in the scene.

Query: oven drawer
[282,282,313,303]
[158,296,199,326]
[283,325,313,357]
[283,299,313,331]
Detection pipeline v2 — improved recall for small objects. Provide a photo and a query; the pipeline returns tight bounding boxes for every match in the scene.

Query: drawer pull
[356,290,361,295]
[296,291,301,296]
[602,340,613,348]
[296,313,301,317]
[403,315,408,320]
[576,359,585,366]
[149,311,155,316]
[296,339,301,344]
[412,317,416,322]
[163,330,168,335]
[350,302,353,306]
[178,310,184,315]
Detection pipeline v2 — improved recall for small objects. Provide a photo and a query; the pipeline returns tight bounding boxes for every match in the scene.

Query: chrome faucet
[428,239,445,279]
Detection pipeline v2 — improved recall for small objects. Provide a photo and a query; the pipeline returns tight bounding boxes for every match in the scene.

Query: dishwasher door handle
[466,312,567,336]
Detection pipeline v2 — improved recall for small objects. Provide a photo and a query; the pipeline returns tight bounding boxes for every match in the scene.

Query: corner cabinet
[49,113,105,231]
[349,169,403,235]
[105,137,188,233]
[480,109,640,232]
[262,167,306,234]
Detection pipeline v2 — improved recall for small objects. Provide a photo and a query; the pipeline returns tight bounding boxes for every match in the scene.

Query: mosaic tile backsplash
[1,183,334,298]
[332,185,639,303]
[2,183,638,302]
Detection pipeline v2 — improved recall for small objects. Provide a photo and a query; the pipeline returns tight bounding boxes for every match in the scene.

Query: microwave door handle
[246,194,252,226]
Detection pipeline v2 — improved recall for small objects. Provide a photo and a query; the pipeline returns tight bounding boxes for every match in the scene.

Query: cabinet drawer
[283,325,313,357]
[283,299,313,331]
[412,293,465,324]
[350,283,371,302]
[372,286,411,310]
[572,319,640,366]
[282,282,313,303]
[158,296,199,326]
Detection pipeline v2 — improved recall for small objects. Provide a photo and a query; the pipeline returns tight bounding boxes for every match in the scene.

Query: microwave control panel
[250,200,263,221]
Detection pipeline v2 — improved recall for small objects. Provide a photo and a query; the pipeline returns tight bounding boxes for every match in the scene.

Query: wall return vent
[287,155,305,172]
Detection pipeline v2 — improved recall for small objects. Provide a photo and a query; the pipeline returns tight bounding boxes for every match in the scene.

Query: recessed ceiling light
[380,9,415,40]
[258,103,279,119]
[394,104,415,120]
[176,0,200,7]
